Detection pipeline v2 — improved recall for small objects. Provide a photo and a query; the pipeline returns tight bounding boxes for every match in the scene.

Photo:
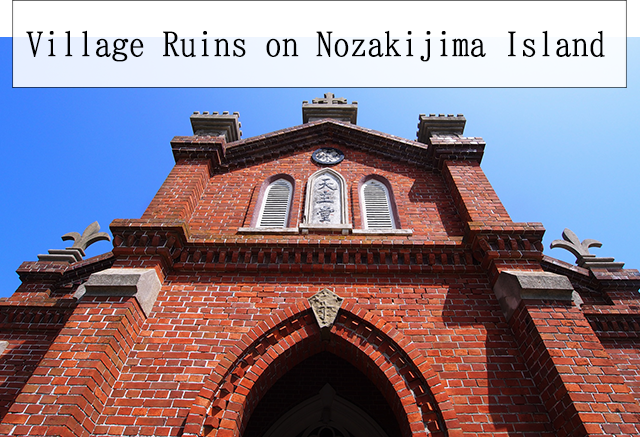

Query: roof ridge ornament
[417,113,466,143]
[312,92,347,105]
[302,92,358,124]
[190,111,242,142]
[62,221,111,252]
[38,221,111,263]
[550,228,624,269]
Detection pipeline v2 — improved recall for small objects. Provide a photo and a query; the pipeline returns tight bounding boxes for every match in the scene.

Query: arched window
[361,178,396,229]
[256,178,293,228]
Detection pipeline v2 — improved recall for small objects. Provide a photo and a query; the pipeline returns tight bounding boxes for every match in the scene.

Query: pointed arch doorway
[263,383,388,437]
[242,352,402,437]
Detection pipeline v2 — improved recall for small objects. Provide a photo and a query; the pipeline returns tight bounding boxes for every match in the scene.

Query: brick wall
[1,296,146,437]
[0,330,62,421]
[2,122,640,437]
[603,340,640,404]
[174,146,465,242]
[75,273,558,437]
[509,301,640,437]
[142,159,212,221]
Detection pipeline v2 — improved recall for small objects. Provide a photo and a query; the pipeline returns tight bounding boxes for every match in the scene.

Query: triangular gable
[171,119,485,174]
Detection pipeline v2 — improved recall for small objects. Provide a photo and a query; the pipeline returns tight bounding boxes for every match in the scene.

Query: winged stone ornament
[550,228,624,269]
[38,221,112,263]
[550,228,602,259]
[62,221,111,253]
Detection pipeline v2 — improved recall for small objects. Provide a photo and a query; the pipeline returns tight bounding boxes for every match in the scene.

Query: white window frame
[361,179,396,230]
[256,178,293,228]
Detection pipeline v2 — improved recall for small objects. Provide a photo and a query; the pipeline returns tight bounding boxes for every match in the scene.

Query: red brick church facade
[1,94,640,437]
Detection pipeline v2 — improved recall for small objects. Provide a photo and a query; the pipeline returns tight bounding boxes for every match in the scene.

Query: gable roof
[171,119,485,174]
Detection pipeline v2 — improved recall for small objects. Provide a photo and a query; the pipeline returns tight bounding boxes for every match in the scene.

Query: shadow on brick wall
[440,281,555,436]
[0,334,58,420]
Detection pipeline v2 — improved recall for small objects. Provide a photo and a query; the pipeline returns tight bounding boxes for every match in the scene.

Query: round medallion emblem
[312,148,344,165]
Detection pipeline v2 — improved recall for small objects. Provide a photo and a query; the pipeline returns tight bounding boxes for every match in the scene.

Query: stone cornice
[109,219,481,274]
[541,254,640,289]
[16,252,115,285]
[429,135,486,170]
[464,221,545,266]
[0,299,76,331]
[108,220,552,277]
[583,307,640,339]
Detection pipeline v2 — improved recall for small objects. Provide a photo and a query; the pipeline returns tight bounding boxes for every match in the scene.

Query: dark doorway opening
[243,351,403,437]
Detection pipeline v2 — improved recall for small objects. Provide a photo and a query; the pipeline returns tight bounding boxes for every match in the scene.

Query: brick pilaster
[141,158,211,221]
[0,269,161,437]
[511,302,640,436]
[442,160,511,224]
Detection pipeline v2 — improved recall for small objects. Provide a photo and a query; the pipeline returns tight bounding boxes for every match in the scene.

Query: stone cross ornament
[312,92,348,105]
[302,92,358,124]
[308,289,344,329]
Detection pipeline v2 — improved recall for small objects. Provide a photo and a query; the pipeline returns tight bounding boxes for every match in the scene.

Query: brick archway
[182,301,462,437]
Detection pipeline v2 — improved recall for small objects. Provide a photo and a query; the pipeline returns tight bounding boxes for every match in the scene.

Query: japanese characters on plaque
[310,172,342,225]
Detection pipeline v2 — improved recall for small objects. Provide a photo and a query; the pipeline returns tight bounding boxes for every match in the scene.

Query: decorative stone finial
[302,93,358,124]
[550,228,624,269]
[190,111,241,141]
[62,221,111,253]
[38,221,111,263]
[312,92,347,105]
[308,288,344,329]
[417,113,466,143]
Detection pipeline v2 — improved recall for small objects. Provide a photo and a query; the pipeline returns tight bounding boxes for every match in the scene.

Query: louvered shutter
[258,179,292,227]
[362,180,395,229]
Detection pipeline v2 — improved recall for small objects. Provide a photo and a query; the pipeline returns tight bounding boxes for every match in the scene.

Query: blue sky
[1,37,638,296]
